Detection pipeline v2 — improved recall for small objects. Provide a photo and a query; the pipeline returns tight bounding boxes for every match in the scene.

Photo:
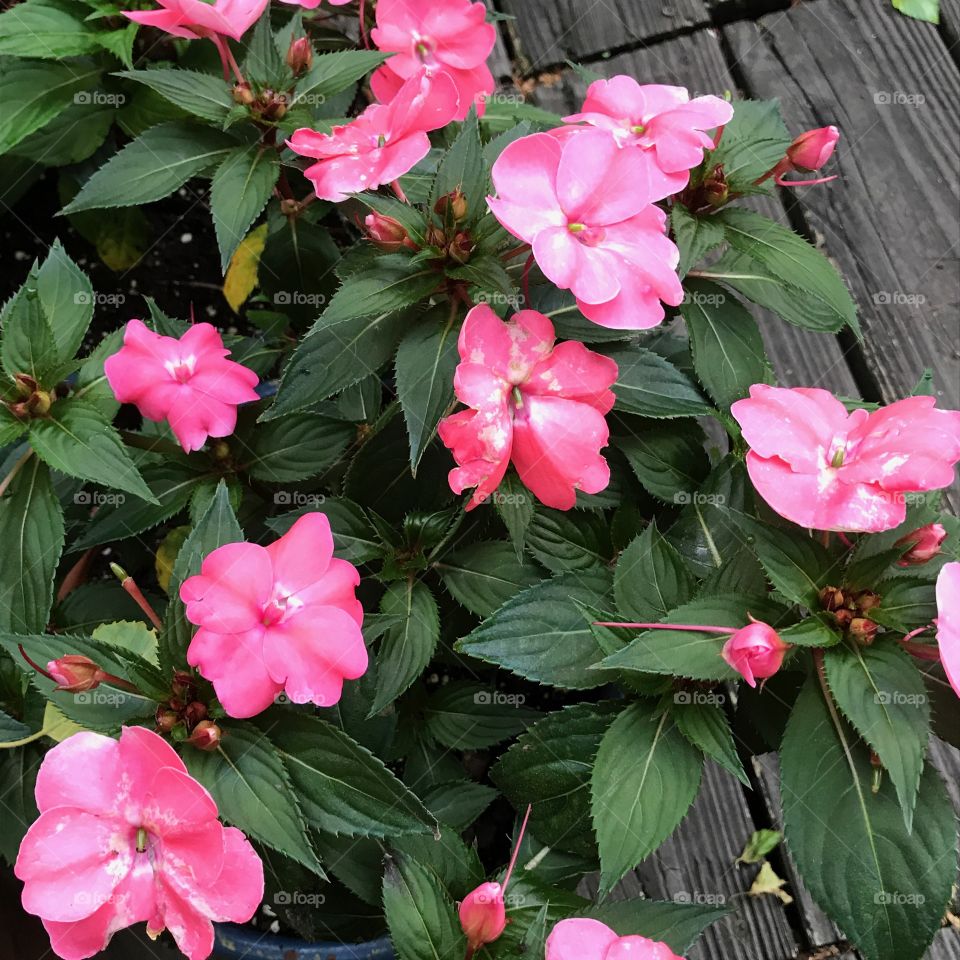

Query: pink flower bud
[186,720,222,751]
[896,522,947,566]
[363,212,415,253]
[459,881,506,950]
[721,620,789,688]
[286,36,313,76]
[46,655,105,693]
[786,125,839,172]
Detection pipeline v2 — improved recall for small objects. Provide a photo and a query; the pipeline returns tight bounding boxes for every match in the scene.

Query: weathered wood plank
[520,29,861,396]
[484,0,514,83]
[724,1,960,415]
[634,761,800,960]
[498,0,710,69]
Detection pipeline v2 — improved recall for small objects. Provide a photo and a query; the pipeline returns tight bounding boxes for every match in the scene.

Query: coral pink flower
[546,918,684,960]
[181,512,367,718]
[438,305,618,511]
[105,319,258,454]
[124,0,266,40]
[15,727,263,960]
[370,0,495,120]
[936,562,960,699]
[487,130,683,329]
[731,385,960,532]
[564,76,733,197]
[896,522,948,566]
[287,70,458,202]
[721,620,789,688]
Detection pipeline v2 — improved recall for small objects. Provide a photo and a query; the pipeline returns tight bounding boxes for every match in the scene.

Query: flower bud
[819,585,846,612]
[849,617,878,645]
[46,655,104,693]
[232,82,254,106]
[786,125,840,172]
[459,881,506,951]
[447,231,474,264]
[434,188,468,222]
[721,620,789,688]
[186,720,222,751]
[182,701,208,727]
[363,212,413,253]
[896,523,947,566]
[155,709,180,734]
[853,589,881,614]
[286,36,313,76]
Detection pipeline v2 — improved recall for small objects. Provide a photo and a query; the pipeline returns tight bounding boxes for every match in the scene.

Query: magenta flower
[104,319,259,454]
[731,385,960,532]
[437,305,618,511]
[181,512,367,718]
[546,918,684,960]
[15,727,263,960]
[287,70,458,202]
[721,620,789,688]
[370,0,496,120]
[565,76,733,197]
[124,0,267,41]
[936,562,960,699]
[487,130,684,329]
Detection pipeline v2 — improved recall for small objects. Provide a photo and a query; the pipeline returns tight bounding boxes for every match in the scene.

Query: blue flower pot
[214,923,394,959]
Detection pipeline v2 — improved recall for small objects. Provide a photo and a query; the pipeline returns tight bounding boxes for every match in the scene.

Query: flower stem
[391,180,409,203]
[900,638,940,662]
[110,563,164,630]
[593,621,737,635]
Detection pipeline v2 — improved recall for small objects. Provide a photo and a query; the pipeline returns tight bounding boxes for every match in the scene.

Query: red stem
[522,252,535,306]
[900,638,940,662]
[391,180,409,203]
[121,578,164,631]
[502,804,531,892]
[18,645,57,683]
[359,0,370,49]
[776,173,838,188]
[594,621,737,635]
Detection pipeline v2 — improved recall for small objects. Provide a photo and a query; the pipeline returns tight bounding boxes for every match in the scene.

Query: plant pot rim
[214,922,394,959]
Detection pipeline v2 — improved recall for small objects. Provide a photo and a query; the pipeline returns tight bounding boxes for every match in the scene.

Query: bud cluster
[819,585,881,644]
[156,671,221,751]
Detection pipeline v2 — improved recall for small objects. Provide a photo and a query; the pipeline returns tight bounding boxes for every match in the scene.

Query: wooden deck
[487,0,960,957]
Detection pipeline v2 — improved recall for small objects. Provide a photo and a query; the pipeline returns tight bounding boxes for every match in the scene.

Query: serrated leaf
[495,471,534,559]
[435,541,541,617]
[242,414,352,482]
[606,346,713,418]
[872,577,937,632]
[115,69,234,123]
[36,239,94,362]
[674,700,749,786]
[421,780,498,832]
[710,99,791,187]
[423,680,539,749]
[671,204,726,278]
[211,145,278,271]
[592,701,702,894]
[430,110,484,224]
[266,498,382,564]
[0,0,102,58]
[617,420,711,503]
[0,708,29,743]
[614,522,696,622]
[525,509,608,573]
[295,49,390,104]
[1,275,59,383]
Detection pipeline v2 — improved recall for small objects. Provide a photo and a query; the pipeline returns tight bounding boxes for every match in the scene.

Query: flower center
[261,589,302,627]
[829,444,847,468]
[164,355,197,384]
[567,222,606,246]
[630,123,646,135]
[135,826,149,853]
[413,34,436,65]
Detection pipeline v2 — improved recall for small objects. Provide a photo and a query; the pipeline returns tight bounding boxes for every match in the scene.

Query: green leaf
[242,414,352,482]
[62,121,235,213]
[681,280,771,408]
[713,208,859,335]
[824,642,930,831]
[421,780,498,831]
[614,522,696,622]
[266,497,381,564]
[370,581,440,715]
[9,96,113,166]
[0,459,63,634]
[892,0,939,23]
[263,712,436,837]
[383,854,465,960]
[295,49,390,104]
[0,708,28,743]
[617,420,711,503]
[671,205,726,278]
[114,69,235,124]
[429,111,484,224]
[872,577,937,632]
[492,702,622,857]
[183,721,323,874]
[495,471,534,559]
[781,678,955,960]
[34,240,93,362]
[780,616,841,647]
[599,595,786,680]
[0,0,102,57]
[525,509,608,573]
[97,23,137,68]
[210,145,278,271]
[1,273,59,382]
[242,11,284,86]
[29,397,155,502]
[456,571,613,689]
[606,346,713,418]
[435,541,541,617]
[0,742,41,861]
[423,680,539,749]
[592,701,703,894]
[674,700,749,786]
[587,899,728,954]
[710,99,791,188]
[395,315,458,470]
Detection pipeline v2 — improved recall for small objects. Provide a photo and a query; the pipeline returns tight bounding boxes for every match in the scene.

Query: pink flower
[15,727,263,960]
[124,0,267,40]
[896,522,948,566]
[564,76,733,197]
[721,620,789,688]
[546,918,684,960]
[487,130,684,329]
[181,512,367,718]
[287,70,458,202]
[370,0,495,121]
[936,562,960,699]
[104,319,259,454]
[437,305,618,511]
[731,385,960,532]
[787,125,840,171]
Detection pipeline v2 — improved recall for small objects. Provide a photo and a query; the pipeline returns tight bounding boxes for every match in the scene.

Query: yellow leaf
[223,222,268,312]
[748,861,793,905]
[42,702,86,743]
[156,524,191,594]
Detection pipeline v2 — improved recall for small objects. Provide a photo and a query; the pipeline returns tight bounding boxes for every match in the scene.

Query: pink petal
[533,227,621,305]
[606,936,685,960]
[265,512,334,597]
[34,731,122,815]
[181,542,273,633]
[141,767,218,839]
[298,558,364,623]
[490,133,565,230]
[936,562,960,698]
[384,70,460,136]
[546,918,620,959]
[438,409,512,509]
[454,363,510,410]
[524,341,618,413]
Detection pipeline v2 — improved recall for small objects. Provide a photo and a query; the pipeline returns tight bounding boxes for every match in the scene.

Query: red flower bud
[849,617,879,645]
[459,882,506,950]
[363,212,415,252]
[896,522,947,566]
[786,125,840,172]
[434,188,468,222]
[186,720,222,751]
[286,36,313,76]
[46,655,105,693]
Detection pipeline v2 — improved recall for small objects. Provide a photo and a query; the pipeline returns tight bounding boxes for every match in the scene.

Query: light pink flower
[437,305,618,511]
[731,385,960,532]
[721,620,789,688]
[936,561,960,699]
[896,522,948,566]
[487,130,683,329]
[370,0,495,120]
[15,727,263,960]
[564,76,733,197]
[287,70,458,202]
[546,918,684,960]
[124,0,267,40]
[181,513,367,718]
[104,319,259,454]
